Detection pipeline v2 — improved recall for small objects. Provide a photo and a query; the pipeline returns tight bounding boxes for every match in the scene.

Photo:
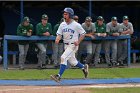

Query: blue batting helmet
[63,7,74,18]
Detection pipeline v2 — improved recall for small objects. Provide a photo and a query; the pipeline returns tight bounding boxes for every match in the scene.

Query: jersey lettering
[62,28,75,33]
[70,35,73,39]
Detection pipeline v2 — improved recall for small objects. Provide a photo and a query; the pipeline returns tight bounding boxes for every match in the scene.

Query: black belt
[64,43,74,45]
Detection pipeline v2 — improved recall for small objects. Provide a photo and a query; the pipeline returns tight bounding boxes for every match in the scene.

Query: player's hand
[29,29,32,32]
[55,39,60,44]
[90,35,95,39]
[101,33,107,37]
[112,33,119,36]
[96,33,101,36]
[27,32,32,36]
[26,29,32,36]
[74,41,79,46]
[44,32,50,36]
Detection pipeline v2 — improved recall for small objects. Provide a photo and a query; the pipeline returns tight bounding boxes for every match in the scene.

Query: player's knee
[70,61,78,66]
[60,56,65,63]
[61,55,68,65]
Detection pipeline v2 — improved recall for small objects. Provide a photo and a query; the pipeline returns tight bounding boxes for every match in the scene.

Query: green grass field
[88,87,140,93]
[0,68,140,80]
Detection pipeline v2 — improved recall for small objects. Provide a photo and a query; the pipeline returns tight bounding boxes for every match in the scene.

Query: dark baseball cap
[97,16,104,21]
[42,14,48,20]
[23,17,30,22]
[111,17,117,21]
[85,16,92,21]
[73,15,79,20]
[123,16,129,20]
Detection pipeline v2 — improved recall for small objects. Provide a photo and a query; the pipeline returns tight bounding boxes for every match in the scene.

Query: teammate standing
[105,17,120,67]
[51,7,88,82]
[117,16,134,66]
[81,16,96,64]
[17,17,33,70]
[93,16,106,66]
[36,14,52,69]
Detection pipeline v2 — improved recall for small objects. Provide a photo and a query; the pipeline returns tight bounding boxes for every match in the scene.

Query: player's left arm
[74,24,86,46]
[74,33,85,46]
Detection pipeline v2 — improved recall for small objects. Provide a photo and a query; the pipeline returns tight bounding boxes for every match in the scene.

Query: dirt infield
[0,84,140,93]
[0,86,90,93]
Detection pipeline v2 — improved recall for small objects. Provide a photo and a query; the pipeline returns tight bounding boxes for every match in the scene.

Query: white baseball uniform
[56,20,86,66]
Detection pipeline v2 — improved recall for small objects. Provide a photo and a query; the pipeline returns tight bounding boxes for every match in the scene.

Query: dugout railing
[3,35,131,70]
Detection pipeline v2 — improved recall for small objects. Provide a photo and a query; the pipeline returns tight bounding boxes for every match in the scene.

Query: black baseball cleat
[37,64,46,70]
[82,64,89,78]
[19,66,25,70]
[50,74,61,83]
[107,63,112,68]
[118,61,124,66]
[119,63,124,66]
[112,62,118,67]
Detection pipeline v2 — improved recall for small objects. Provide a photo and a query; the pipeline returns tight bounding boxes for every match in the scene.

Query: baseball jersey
[57,20,86,43]
[94,22,106,43]
[36,22,52,35]
[94,22,106,33]
[119,22,134,35]
[82,22,96,34]
[106,22,120,35]
[17,23,33,45]
[36,22,52,43]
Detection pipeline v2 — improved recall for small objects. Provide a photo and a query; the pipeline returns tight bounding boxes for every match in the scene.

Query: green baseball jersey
[94,22,106,33]
[17,23,33,45]
[94,22,106,43]
[36,22,52,43]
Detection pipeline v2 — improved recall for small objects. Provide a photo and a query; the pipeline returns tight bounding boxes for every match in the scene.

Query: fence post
[3,36,8,70]
[127,37,131,66]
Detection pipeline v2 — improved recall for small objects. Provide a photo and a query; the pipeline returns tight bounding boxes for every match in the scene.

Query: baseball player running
[117,16,134,66]
[50,7,89,82]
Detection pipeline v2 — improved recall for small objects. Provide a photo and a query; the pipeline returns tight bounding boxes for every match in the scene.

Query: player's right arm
[55,23,63,44]
[55,35,62,44]
[75,23,86,46]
